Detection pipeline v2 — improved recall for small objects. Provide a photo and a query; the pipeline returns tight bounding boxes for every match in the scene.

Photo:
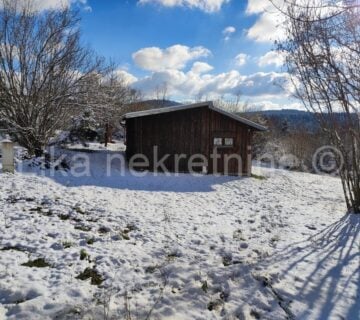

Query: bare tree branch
[0,0,105,155]
[273,0,360,212]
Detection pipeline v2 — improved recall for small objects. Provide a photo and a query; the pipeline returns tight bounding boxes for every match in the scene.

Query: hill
[243,109,353,132]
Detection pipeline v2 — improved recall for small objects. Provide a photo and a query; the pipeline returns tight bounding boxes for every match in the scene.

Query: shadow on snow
[267,214,360,319]
[17,149,241,193]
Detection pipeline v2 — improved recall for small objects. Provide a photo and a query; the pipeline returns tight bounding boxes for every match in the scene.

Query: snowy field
[0,150,359,319]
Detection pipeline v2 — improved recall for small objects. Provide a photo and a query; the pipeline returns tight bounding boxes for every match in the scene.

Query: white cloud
[247,100,304,111]
[115,70,138,85]
[132,45,211,72]
[130,67,292,101]
[199,71,292,97]
[138,0,230,13]
[258,51,285,67]
[190,62,213,74]
[223,26,236,34]
[246,0,338,43]
[128,43,293,101]
[222,26,236,41]
[246,0,270,15]
[248,100,282,111]
[133,69,189,97]
[234,53,249,67]
[246,0,286,43]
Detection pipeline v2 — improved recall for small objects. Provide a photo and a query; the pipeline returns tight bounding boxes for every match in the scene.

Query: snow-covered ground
[63,141,126,153]
[0,149,359,319]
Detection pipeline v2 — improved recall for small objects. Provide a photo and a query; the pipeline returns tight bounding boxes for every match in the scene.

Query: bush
[69,108,100,144]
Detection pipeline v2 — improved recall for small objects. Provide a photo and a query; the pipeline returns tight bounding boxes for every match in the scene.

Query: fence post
[2,139,14,173]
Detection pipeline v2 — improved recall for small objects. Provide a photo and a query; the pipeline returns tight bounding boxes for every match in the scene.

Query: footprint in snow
[305,225,317,230]
[240,242,249,249]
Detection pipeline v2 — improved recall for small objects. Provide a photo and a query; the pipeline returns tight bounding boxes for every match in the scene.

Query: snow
[0,149,359,319]
[64,141,125,153]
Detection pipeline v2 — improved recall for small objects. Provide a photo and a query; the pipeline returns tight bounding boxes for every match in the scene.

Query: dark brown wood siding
[126,106,210,172]
[125,106,253,175]
[208,109,252,175]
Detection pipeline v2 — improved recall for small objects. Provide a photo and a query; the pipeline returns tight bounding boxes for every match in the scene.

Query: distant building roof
[124,101,267,131]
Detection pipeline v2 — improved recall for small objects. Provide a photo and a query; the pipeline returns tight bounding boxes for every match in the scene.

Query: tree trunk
[108,125,113,143]
[104,122,114,147]
[15,133,44,157]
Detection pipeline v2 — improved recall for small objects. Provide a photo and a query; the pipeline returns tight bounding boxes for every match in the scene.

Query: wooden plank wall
[208,109,252,175]
[125,106,253,175]
[126,106,210,172]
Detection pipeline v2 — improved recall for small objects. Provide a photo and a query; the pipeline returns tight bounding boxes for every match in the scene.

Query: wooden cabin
[123,101,266,175]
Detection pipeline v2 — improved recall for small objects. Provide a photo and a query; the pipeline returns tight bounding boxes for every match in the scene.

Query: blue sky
[80,1,258,70]
[48,0,300,110]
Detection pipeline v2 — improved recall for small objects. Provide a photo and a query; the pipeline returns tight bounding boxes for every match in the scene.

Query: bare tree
[213,94,250,114]
[273,0,360,213]
[78,71,141,146]
[155,82,168,107]
[0,0,104,155]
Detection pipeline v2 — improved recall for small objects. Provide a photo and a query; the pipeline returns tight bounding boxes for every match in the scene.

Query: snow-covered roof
[124,101,267,131]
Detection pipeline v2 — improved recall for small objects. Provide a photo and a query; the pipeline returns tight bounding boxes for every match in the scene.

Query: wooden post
[105,123,109,147]
[246,129,252,177]
[2,139,14,173]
